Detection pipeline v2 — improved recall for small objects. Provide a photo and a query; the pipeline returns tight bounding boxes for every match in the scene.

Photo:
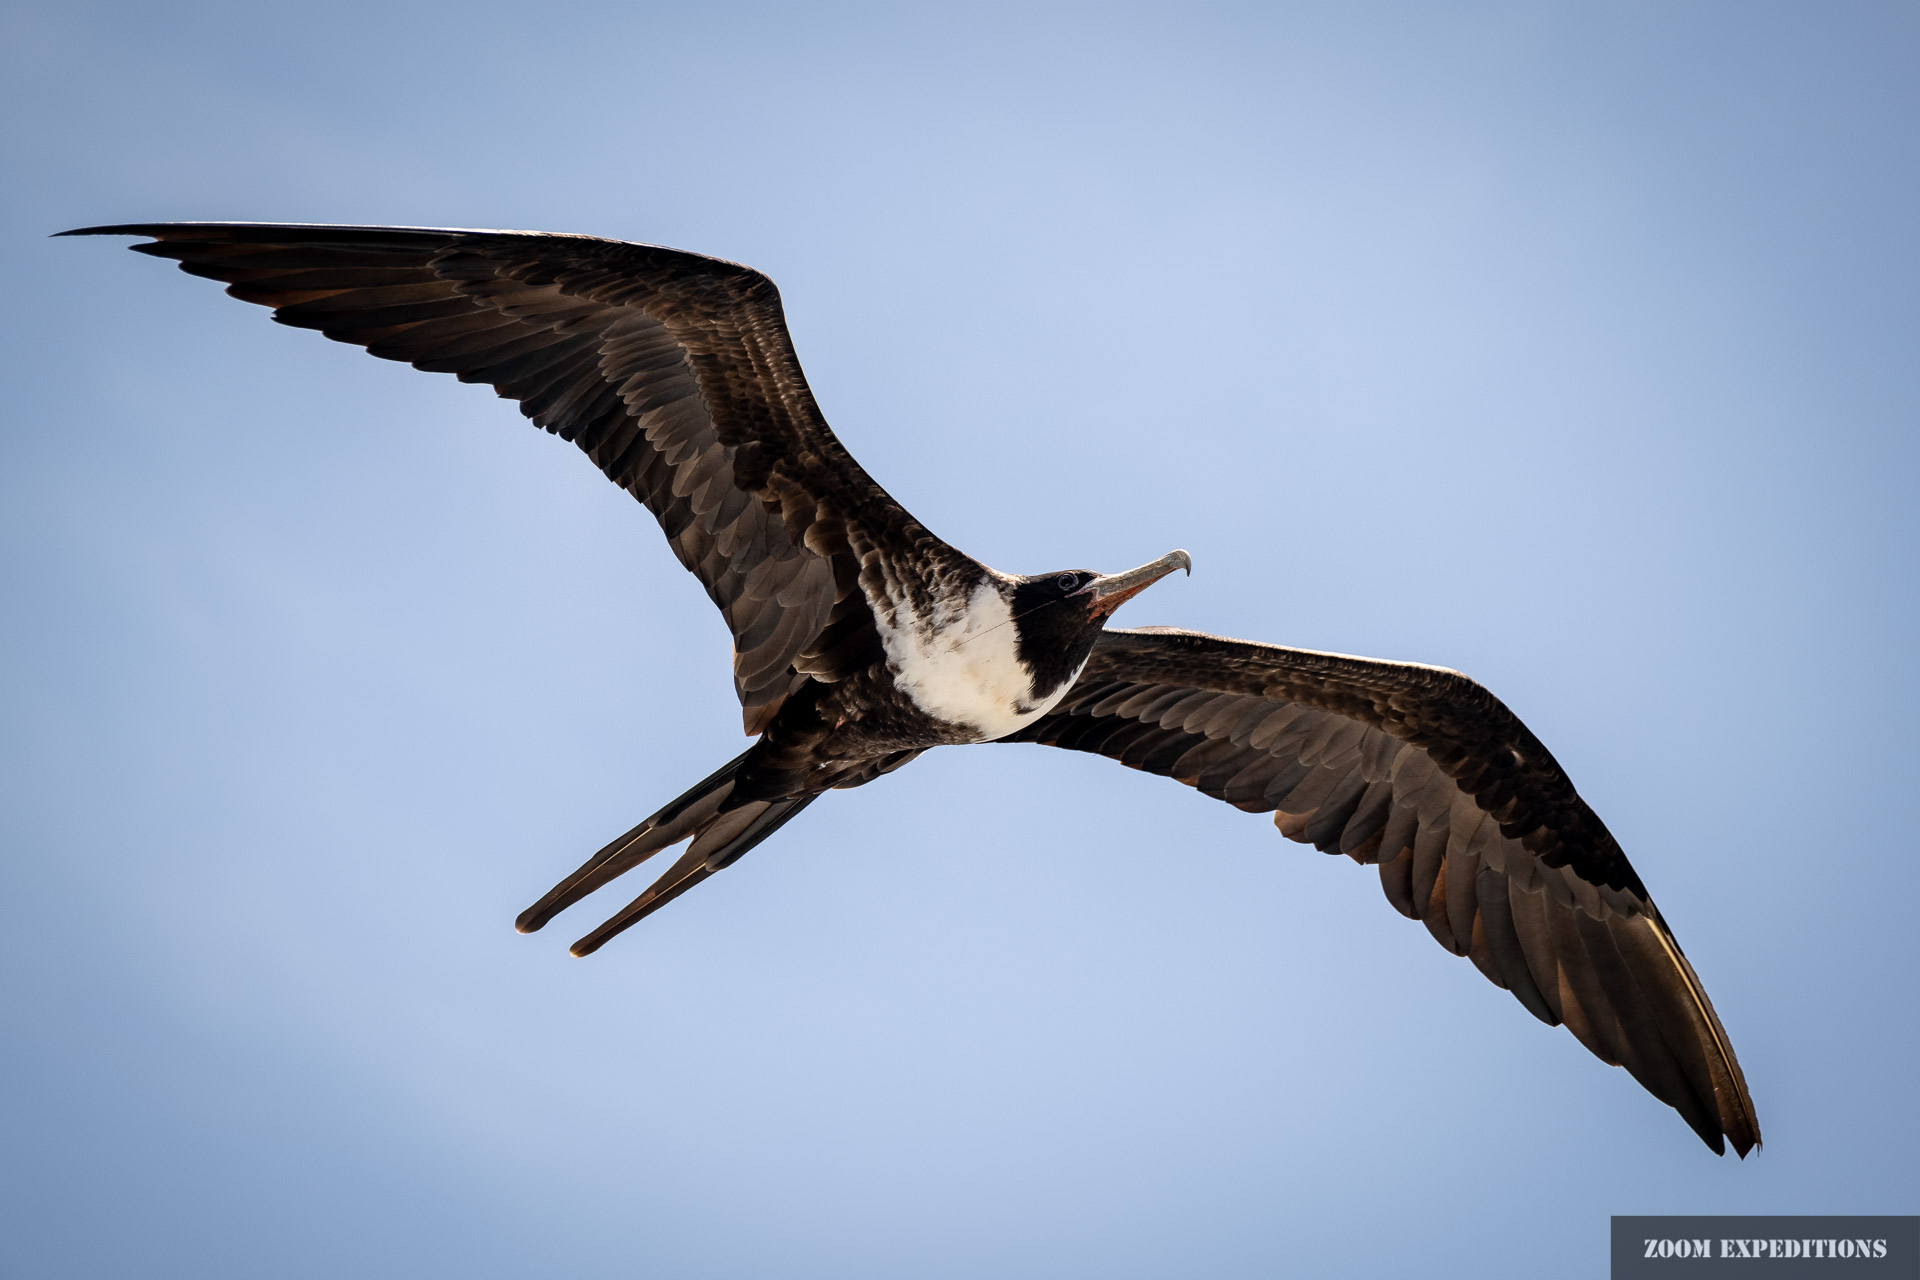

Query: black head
[1009,551,1191,702]
[1009,569,1104,697]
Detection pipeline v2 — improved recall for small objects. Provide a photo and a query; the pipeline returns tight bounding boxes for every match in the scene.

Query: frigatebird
[65,222,1760,1157]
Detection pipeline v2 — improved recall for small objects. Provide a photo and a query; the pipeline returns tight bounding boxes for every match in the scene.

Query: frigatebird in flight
[66,222,1760,1156]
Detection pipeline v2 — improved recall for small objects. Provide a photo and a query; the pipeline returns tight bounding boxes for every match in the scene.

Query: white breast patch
[870,575,1082,741]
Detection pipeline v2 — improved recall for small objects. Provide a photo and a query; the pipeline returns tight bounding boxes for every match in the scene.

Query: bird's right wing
[65,222,966,731]
[1007,626,1760,1156]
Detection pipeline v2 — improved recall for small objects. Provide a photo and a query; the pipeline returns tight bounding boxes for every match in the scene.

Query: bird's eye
[1057,573,1080,591]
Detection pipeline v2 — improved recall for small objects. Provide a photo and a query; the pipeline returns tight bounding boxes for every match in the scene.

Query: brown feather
[71,221,982,730]
[1008,626,1760,1155]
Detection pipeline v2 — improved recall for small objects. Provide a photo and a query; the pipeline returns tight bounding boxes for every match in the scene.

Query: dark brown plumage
[75,221,968,735]
[1010,627,1758,1154]
[63,221,1760,1157]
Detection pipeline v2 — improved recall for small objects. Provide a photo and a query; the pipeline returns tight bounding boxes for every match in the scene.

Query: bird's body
[66,221,1760,1157]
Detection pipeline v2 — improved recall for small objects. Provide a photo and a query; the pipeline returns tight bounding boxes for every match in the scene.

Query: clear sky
[3,3,1916,1276]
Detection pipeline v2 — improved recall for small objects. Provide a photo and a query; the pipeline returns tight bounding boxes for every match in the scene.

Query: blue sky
[3,3,1916,1276]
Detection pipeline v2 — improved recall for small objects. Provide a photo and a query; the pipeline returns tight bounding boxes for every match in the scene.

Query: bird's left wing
[1005,626,1760,1156]
[63,222,959,732]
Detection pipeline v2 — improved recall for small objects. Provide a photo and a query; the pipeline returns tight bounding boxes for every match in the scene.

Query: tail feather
[568,794,819,956]
[515,748,752,936]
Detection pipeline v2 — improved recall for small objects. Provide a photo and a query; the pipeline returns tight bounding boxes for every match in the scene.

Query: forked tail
[515,748,820,956]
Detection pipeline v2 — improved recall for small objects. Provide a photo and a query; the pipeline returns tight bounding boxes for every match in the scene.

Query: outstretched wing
[1006,625,1760,1156]
[64,222,961,731]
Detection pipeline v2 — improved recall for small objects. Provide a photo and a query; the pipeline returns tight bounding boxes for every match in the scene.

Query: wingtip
[54,224,153,238]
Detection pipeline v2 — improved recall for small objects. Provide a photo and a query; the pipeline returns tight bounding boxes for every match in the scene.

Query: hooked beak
[1081,549,1191,620]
